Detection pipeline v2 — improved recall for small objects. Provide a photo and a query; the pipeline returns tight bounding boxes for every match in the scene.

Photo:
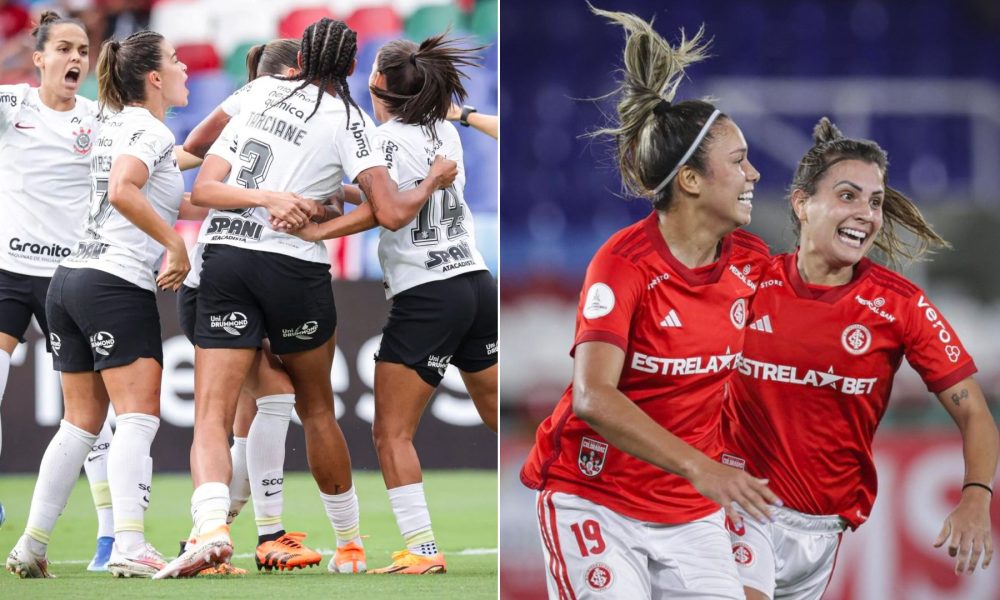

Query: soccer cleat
[328,541,366,573]
[152,525,233,579]
[255,532,322,572]
[107,542,166,578]
[369,550,446,575]
[87,536,115,572]
[194,561,248,576]
[5,535,54,578]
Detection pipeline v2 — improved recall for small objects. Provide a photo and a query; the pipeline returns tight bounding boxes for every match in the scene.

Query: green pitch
[0,470,497,599]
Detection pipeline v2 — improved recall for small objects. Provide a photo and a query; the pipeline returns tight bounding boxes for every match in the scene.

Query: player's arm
[107,155,189,290]
[355,157,457,232]
[178,192,208,221]
[446,103,498,140]
[932,376,998,574]
[183,107,231,158]
[173,146,202,171]
[572,341,780,523]
[190,154,315,227]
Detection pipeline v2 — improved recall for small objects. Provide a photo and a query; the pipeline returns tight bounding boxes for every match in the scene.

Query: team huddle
[1,11,497,580]
[521,7,997,600]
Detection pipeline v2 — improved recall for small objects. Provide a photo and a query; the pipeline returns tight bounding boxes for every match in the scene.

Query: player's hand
[157,239,190,292]
[288,221,323,242]
[446,102,462,121]
[263,191,313,229]
[933,487,993,574]
[688,459,781,525]
[428,155,458,190]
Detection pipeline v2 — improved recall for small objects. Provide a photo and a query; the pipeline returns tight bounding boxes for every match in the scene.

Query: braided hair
[271,18,361,125]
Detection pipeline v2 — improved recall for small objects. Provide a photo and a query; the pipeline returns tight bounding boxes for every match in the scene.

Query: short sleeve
[332,108,385,182]
[219,83,250,117]
[206,120,238,164]
[573,249,645,354]
[117,121,175,176]
[0,84,28,134]
[902,290,977,393]
[373,130,400,185]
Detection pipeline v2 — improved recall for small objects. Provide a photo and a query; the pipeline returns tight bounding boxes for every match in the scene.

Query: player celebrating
[6,28,192,579]
[154,17,456,578]
[0,10,110,575]
[723,118,999,599]
[290,33,497,575]
[179,38,326,574]
[519,7,780,599]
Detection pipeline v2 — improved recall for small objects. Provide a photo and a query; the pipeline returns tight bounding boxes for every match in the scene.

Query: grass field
[0,470,497,599]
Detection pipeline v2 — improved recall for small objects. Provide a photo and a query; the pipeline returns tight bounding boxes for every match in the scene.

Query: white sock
[191,482,230,535]
[247,394,293,536]
[84,420,114,539]
[24,420,97,552]
[228,437,250,524]
[107,413,159,553]
[388,482,437,556]
[0,349,10,456]
[319,485,362,548]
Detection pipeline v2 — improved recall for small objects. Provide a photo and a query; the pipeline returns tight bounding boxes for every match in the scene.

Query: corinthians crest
[578,436,608,477]
[72,126,93,155]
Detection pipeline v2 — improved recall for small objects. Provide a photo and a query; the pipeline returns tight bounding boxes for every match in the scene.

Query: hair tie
[653,98,671,117]
[110,40,121,51]
[409,52,418,66]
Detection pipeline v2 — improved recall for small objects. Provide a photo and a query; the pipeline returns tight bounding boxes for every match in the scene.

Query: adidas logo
[659,309,682,328]
[749,315,773,333]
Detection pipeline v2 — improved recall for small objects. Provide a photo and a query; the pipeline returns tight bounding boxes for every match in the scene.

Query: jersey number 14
[411,183,466,246]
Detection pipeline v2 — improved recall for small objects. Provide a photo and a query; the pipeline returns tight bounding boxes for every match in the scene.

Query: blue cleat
[87,536,114,572]
[0,501,5,528]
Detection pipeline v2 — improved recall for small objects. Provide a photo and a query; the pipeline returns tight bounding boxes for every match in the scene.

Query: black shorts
[178,284,198,344]
[377,270,498,387]
[0,268,52,350]
[194,244,336,355]
[45,266,163,372]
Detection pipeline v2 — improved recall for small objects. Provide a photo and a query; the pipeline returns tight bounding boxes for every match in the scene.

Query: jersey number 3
[236,139,274,190]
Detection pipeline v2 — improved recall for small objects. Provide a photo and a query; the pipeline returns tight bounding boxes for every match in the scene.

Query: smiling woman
[722,117,998,599]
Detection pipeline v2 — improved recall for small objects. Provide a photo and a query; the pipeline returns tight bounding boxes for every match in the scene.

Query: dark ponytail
[96,30,164,114]
[370,33,485,141]
[246,38,299,82]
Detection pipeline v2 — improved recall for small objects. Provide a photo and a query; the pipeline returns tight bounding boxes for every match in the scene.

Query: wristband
[459,105,477,127]
[962,482,993,495]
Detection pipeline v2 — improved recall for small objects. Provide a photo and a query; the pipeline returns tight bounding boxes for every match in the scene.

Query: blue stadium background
[499,1,1000,599]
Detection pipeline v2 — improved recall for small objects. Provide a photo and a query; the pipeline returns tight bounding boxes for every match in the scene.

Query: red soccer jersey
[724,253,977,528]
[521,212,771,524]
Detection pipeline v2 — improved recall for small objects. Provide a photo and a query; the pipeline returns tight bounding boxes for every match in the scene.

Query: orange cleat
[369,550,446,575]
[328,541,366,573]
[255,532,321,572]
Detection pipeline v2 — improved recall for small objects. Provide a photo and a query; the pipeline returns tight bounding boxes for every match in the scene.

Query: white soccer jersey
[199,76,383,263]
[0,84,99,277]
[375,119,487,298]
[183,119,239,289]
[61,106,184,293]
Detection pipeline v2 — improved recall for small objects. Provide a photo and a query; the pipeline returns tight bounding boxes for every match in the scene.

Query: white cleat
[107,542,166,578]
[153,525,232,579]
[5,535,54,579]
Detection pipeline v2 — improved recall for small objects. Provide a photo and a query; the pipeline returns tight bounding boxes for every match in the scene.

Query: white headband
[651,109,722,195]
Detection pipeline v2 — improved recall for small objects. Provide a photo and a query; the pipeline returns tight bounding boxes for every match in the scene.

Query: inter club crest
[585,563,613,592]
[578,437,608,477]
[72,126,93,155]
[841,323,872,355]
[730,297,747,329]
[732,541,755,567]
